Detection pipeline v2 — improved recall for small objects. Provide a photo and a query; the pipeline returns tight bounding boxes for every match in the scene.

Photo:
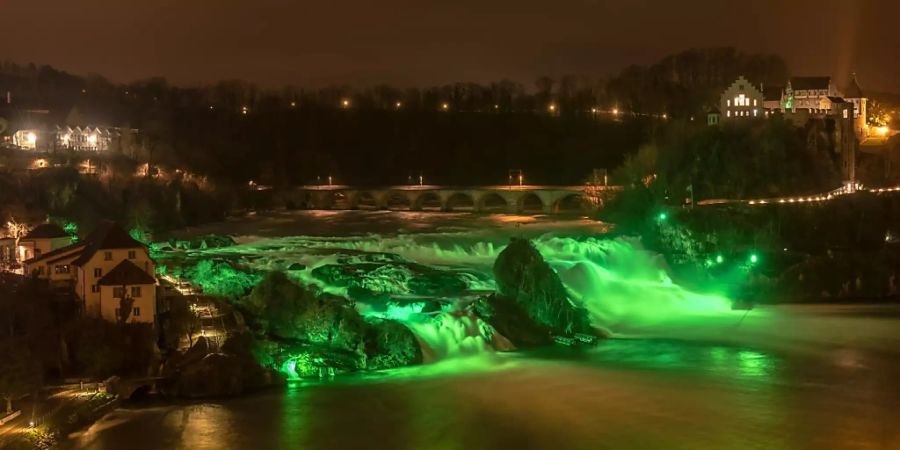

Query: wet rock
[493,238,593,336]
[473,294,552,349]
[174,353,245,397]
[311,262,468,297]
[364,319,423,370]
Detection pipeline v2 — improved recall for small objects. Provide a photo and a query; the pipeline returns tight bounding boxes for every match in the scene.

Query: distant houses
[715,73,870,140]
[11,125,138,153]
[22,222,157,325]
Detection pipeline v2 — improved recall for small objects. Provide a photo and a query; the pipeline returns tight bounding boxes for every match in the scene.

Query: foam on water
[189,225,734,354]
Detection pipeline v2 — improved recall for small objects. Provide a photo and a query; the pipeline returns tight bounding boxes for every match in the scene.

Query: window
[128,250,136,259]
[727,110,731,117]
[54,265,70,274]
[843,109,849,119]
[113,287,125,298]
[104,251,112,261]
[131,286,142,297]
[133,307,141,317]
[753,109,758,117]
[91,284,99,293]
[94,268,102,277]
[753,99,757,106]
[727,99,731,107]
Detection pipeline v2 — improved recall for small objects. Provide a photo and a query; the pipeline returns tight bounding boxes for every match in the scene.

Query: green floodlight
[658,212,668,221]
[715,254,724,264]
[749,253,759,264]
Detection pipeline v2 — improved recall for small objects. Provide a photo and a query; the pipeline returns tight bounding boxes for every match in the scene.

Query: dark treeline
[1,47,790,186]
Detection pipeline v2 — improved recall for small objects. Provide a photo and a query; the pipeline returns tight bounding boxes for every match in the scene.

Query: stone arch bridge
[279,185,621,214]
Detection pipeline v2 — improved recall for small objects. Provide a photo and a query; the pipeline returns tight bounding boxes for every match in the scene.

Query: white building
[720,76,764,120]
[23,222,157,325]
[17,223,72,262]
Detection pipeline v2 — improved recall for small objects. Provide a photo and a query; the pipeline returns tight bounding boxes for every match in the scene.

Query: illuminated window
[753,99,757,106]
[843,109,848,119]
[727,99,731,107]
[753,109,758,117]
[727,110,731,117]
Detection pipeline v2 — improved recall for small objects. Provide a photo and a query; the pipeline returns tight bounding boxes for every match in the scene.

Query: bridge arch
[385,192,412,210]
[413,192,443,211]
[356,191,380,209]
[445,192,475,212]
[552,193,589,214]
[477,192,509,213]
[517,192,545,214]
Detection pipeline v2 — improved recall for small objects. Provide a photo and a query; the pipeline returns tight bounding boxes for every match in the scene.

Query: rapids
[176,212,732,356]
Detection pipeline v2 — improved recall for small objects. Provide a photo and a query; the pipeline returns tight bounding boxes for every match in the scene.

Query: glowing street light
[341,99,351,108]
[290,101,297,108]
[548,103,557,113]
[26,132,37,145]
[441,102,449,111]
[395,101,402,109]
[612,108,620,116]
[241,105,249,115]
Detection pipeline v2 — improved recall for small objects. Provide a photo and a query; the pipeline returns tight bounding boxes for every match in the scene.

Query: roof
[762,85,784,102]
[708,107,721,115]
[22,223,69,240]
[98,259,156,286]
[23,241,87,264]
[844,74,864,98]
[827,96,847,104]
[790,76,831,91]
[72,222,145,266]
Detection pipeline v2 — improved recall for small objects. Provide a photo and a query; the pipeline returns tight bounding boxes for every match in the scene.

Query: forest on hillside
[1,48,797,186]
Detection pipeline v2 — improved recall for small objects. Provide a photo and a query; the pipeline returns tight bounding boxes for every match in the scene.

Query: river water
[63,211,900,450]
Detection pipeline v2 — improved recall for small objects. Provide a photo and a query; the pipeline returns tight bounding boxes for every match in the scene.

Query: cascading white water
[195,228,733,355]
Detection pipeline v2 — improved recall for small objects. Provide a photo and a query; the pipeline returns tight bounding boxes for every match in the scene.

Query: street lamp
[395,101,402,109]
[341,99,351,108]
[441,102,449,111]
[548,104,557,113]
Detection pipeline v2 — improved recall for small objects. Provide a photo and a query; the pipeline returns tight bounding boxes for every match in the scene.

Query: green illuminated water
[66,212,900,449]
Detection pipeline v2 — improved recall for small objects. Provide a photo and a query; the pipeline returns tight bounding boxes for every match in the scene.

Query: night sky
[3,0,898,92]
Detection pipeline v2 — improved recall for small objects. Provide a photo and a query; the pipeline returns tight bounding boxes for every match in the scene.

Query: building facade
[22,222,157,325]
[720,76,764,120]
[17,223,73,262]
[11,125,138,153]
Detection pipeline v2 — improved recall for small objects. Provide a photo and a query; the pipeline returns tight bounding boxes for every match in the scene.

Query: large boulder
[473,294,552,349]
[364,319,423,370]
[493,238,593,336]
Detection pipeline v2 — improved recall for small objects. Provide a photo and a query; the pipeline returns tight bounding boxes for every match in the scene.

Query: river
[63,211,900,450]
